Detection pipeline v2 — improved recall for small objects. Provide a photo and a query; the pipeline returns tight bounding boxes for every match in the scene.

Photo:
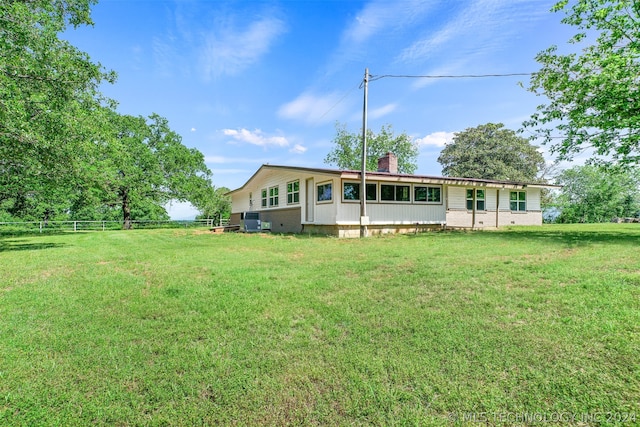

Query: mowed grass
[0,225,638,426]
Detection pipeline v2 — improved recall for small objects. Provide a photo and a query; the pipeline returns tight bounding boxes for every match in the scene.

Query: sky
[63,0,576,219]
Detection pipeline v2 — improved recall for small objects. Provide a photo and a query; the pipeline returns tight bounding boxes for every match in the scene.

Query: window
[269,186,279,207]
[510,191,526,211]
[317,182,332,202]
[466,189,485,211]
[414,186,442,203]
[343,182,377,201]
[381,184,410,202]
[287,180,300,204]
[261,189,267,208]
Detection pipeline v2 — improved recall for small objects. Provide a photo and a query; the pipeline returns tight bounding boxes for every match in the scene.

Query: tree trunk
[121,188,132,230]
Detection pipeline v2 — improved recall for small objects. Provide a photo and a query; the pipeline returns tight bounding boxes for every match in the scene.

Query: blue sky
[64,0,574,219]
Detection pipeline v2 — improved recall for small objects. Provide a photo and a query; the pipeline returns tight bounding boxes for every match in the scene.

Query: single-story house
[227,153,558,237]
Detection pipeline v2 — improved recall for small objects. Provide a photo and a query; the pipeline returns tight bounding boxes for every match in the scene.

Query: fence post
[40,222,43,233]
[74,221,77,232]
[102,221,105,231]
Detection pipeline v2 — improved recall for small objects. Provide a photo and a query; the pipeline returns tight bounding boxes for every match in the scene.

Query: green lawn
[1,225,638,426]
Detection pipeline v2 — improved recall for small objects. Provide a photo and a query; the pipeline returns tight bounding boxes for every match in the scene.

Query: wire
[368,72,532,82]
[316,80,361,123]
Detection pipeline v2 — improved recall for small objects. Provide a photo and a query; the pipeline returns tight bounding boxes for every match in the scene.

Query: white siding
[231,169,309,217]
[527,188,541,211]
[336,202,445,224]
[313,178,338,224]
[230,166,549,233]
[447,186,467,210]
[446,186,544,228]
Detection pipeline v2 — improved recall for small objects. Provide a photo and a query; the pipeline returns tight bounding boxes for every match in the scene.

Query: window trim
[268,185,279,208]
[316,181,333,204]
[261,188,267,208]
[510,190,527,212]
[466,188,486,211]
[413,185,443,205]
[380,183,411,203]
[287,180,300,205]
[341,180,378,203]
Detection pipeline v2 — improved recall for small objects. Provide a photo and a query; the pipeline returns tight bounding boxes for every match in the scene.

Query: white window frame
[261,188,267,208]
[413,185,442,205]
[268,185,279,207]
[380,183,411,203]
[316,181,333,203]
[510,191,527,212]
[466,189,486,211]
[342,180,378,203]
[287,180,300,205]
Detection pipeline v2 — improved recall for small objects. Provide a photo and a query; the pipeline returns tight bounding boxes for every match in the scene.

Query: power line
[367,72,532,83]
[316,80,361,122]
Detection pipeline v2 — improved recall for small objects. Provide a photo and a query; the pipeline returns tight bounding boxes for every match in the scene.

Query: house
[227,153,556,237]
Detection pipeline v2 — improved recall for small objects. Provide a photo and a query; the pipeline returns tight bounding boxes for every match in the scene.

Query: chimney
[377,152,398,174]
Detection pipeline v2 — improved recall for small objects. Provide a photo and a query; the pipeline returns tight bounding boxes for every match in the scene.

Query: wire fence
[0,218,230,234]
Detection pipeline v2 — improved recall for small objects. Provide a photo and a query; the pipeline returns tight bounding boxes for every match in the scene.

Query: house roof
[227,164,560,195]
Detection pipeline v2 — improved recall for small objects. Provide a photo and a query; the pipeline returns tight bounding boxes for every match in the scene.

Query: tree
[194,187,231,225]
[554,165,640,222]
[524,0,640,165]
[0,0,115,221]
[0,0,115,177]
[437,123,546,181]
[98,112,214,229]
[324,123,419,173]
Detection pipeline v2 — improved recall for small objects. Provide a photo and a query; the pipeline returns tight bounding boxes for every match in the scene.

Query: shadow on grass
[0,229,80,238]
[0,240,67,252]
[441,226,640,248]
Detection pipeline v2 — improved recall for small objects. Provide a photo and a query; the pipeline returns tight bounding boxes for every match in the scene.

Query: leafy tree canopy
[524,0,640,165]
[98,112,213,229]
[324,123,419,174]
[0,1,217,225]
[194,187,232,225]
[553,165,640,222]
[438,123,546,182]
[0,0,115,179]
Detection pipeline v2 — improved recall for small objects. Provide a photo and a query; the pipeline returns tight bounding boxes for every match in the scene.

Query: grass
[0,224,638,426]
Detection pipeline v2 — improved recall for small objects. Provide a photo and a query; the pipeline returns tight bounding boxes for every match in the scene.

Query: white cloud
[343,0,436,45]
[191,127,196,132]
[370,103,398,120]
[152,36,176,77]
[278,92,350,124]
[289,144,307,154]
[204,155,228,163]
[205,155,273,164]
[415,131,455,147]
[398,0,546,65]
[222,128,289,147]
[200,16,286,78]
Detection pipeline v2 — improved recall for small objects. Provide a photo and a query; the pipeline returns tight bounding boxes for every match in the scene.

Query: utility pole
[360,68,369,238]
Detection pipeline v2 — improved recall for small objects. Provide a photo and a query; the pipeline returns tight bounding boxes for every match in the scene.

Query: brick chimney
[377,152,398,174]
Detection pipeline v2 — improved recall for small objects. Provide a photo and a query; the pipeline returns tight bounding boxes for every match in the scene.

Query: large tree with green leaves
[524,0,640,165]
[324,123,419,173]
[437,123,546,182]
[98,112,214,229]
[553,165,640,222]
[0,0,115,220]
[0,0,114,176]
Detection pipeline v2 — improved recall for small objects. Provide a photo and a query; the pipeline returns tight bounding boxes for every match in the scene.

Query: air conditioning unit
[242,211,261,232]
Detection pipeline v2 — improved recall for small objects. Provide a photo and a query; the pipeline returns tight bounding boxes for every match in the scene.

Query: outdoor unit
[242,211,261,232]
